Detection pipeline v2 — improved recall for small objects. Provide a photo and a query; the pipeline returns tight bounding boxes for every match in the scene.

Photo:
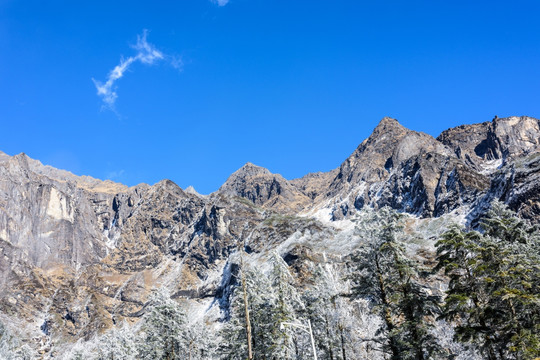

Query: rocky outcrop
[303,116,540,221]
[290,170,337,200]
[472,152,540,222]
[0,153,118,270]
[375,153,490,217]
[310,117,488,220]
[437,116,540,168]
[218,162,312,213]
[326,117,451,195]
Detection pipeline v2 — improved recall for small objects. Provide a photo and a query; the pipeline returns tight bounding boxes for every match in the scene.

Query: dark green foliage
[436,201,540,360]
[350,208,442,360]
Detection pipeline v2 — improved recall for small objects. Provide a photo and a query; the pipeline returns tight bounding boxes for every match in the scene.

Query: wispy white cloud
[213,0,229,6]
[170,55,184,71]
[93,30,179,110]
[106,169,125,180]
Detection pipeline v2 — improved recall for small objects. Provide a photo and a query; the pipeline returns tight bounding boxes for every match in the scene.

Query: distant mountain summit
[437,115,540,166]
[218,162,312,212]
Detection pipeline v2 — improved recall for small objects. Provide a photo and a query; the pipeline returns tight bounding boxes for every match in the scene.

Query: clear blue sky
[1,1,539,194]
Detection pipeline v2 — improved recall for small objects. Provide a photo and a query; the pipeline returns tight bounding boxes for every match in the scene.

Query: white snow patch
[0,228,8,241]
[480,158,503,175]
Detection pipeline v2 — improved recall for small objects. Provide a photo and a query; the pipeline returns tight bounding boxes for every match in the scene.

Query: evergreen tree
[96,323,138,360]
[219,286,251,360]
[303,263,386,360]
[138,288,190,360]
[436,201,540,360]
[66,339,97,360]
[184,318,216,360]
[350,208,442,360]
[267,252,304,359]
[220,253,305,360]
[219,264,271,359]
[0,321,37,360]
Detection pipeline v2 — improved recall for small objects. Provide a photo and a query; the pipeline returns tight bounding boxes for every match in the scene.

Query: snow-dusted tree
[350,207,442,360]
[65,338,97,360]
[266,252,305,359]
[303,264,344,360]
[220,252,306,360]
[95,322,138,360]
[0,321,37,360]
[303,262,384,360]
[302,258,390,360]
[436,201,540,360]
[137,288,191,360]
[219,264,268,359]
[219,287,250,360]
[183,318,216,360]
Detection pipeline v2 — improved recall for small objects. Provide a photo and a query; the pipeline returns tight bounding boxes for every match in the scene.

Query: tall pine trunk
[241,255,254,360]
[374,255,400,360]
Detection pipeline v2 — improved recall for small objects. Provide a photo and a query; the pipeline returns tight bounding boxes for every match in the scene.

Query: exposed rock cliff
[218,162,312,213]
[437,115,540,168]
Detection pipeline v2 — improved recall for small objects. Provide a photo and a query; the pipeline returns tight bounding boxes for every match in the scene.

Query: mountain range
[0,115,539,357]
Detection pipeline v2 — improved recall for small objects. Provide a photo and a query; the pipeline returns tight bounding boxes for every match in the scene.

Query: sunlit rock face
[0,115,538,354]
[437,116,540,167]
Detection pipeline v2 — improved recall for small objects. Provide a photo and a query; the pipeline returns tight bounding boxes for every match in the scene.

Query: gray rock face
[473,152,540,222]
[375,153,490,217]
[437,116,540,167]
[0,153,115,269]
[302,117,484,220]
[312,116,540,221]
[218,162,312,213]
[327,117,451,192]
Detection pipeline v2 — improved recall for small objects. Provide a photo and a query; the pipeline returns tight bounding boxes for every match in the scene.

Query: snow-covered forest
[1,202,538,360]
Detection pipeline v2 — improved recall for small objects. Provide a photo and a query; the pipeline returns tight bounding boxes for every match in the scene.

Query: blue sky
[1,1,539,194]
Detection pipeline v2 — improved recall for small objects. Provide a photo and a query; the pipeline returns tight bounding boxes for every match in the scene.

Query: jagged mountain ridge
[222,115,539,221]
[0,115,539,355]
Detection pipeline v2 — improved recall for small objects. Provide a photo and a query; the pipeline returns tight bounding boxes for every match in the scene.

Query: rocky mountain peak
[218,162,311,212]
[235,162,272,177]
[491,116,540,158]
[437,115,540,168]
[219,162,273,191]
[328,117,450,194]
[184,185,203,197]
[372,116,405,132]
[10,152,30,168]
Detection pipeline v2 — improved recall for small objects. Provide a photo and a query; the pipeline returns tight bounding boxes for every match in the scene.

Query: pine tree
[436,201,540,360]
[96,323,138,360]
[350,208,442,360]
[220,253,306,360]
[184,318,216,360]
[0,321,38,360]
[267,252,304,359]
[137,288,190,360]
[219,264,271,359]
